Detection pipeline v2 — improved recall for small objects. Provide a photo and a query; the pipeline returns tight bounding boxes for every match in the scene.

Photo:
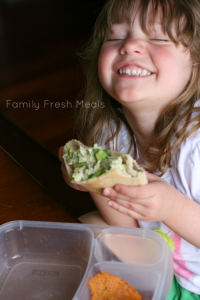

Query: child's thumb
[146,172,159,183]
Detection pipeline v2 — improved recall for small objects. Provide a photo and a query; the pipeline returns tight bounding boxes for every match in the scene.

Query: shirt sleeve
[171,134,200,205]
[185,141,200,204]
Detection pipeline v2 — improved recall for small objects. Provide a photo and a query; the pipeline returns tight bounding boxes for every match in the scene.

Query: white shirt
[100,121,200,294]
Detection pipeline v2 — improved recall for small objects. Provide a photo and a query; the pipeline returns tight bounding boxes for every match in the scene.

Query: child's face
[98,2,192,110]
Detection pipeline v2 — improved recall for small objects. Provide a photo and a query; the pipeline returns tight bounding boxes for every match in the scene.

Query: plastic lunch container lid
[0,221,174,300]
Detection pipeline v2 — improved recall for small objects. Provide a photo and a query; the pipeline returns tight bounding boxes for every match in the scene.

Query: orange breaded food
[88,270,142,300]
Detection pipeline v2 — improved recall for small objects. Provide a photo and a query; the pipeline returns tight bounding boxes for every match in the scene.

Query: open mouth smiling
[116,64,154,76]
[118,67,152,76]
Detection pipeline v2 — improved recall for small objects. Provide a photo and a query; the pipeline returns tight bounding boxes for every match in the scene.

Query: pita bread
[63,139,147,195]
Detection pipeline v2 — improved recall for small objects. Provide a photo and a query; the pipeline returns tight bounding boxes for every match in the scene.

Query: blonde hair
[75,0,200,175]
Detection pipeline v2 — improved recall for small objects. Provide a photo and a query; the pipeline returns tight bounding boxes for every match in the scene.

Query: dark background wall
[0,0,106,155]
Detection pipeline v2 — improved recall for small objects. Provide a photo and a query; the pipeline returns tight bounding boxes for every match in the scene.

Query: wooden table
[0,146,78,224]
[0,113,96,224]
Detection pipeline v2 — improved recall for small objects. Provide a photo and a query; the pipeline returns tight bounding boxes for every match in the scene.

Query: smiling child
[59,0,200,298]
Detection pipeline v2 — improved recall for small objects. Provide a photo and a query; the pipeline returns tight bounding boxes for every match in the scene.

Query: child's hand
[58,146,88,192]
[103,173,183,222]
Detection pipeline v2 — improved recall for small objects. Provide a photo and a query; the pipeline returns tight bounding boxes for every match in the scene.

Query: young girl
[59,0,200,298]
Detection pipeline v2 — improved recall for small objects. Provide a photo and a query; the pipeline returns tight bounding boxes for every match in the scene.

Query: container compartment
[0,222,94,300]
[95,228,164,264]
[0,262,82,300]
[76,262,161,300]
[74,227,173,300]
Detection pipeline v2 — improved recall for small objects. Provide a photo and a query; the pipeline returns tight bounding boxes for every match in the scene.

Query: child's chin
[116,95,145,105]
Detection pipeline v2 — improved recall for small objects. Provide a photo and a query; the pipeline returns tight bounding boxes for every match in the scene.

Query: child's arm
[89,192,140,228]
[102,173,200,248]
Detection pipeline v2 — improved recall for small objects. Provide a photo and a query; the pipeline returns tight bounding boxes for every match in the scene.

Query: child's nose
[119,38,146,56]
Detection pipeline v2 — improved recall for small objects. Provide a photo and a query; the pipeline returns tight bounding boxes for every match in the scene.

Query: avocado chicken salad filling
[63,144,136,182]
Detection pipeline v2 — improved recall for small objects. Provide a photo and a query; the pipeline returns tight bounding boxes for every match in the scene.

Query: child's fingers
[146,172,160,182]
[71,184,89,191]
[58,146,64,162]
[110,198,146,215]
[103,187,128,201]
[107,200,144,220]
[103,184,152,200]
[61,162,71,182]
[103,187,149,207]
[116,184,151,199]
[103,186,140,202]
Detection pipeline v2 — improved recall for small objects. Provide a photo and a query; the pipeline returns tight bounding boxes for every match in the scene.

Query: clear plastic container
[0,221,173,300]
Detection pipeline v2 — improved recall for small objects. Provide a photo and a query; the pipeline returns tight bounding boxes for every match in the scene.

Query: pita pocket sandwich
[62,139,148,195]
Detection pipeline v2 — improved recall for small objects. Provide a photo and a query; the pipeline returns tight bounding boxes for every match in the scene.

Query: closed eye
[106,38,124,41]
[151,39,169,42]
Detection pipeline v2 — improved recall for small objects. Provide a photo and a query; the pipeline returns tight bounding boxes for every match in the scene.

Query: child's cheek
[98,46,112,69]
[98,47,112,88]
[152,47,173,68]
